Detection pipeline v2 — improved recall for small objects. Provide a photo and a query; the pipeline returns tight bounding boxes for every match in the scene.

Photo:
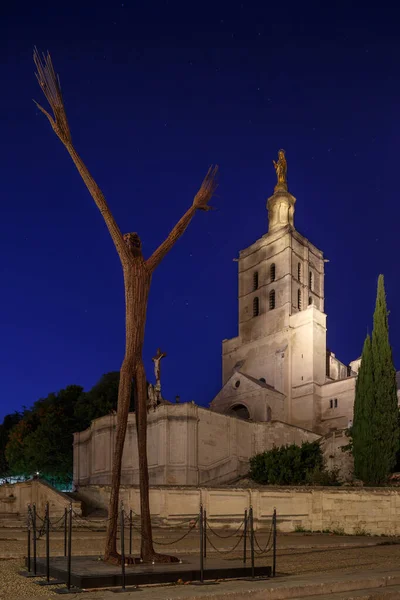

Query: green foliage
[306,465,341,486]
[249,441,339,486]
[352,335,375,481]
[0,412,22,478]
[371,275,399,481]
[351,275,399,485]
[74,372,133,429]
[2,371,132,485]
[354,525,369,536]
[294,525,308,533]
[5,386,83,484]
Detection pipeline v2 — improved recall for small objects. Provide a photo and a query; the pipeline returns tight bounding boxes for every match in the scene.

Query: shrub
[249,441,340,486]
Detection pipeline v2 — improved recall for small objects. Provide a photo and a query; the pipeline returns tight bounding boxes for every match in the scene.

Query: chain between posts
[206,519,245,539]
[22,501,277,580]
[205,529,246,555]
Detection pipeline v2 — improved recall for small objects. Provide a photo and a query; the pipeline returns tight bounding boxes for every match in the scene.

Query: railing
[20,501,277,593]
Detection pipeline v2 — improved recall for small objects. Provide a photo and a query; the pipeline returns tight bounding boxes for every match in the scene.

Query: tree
[33,50,218,564]
[3,414,30,477]
[352,335,374,481]
[351,275,399,485]
[370,275,399,483]
[74,372,135,429]
[0,412,22,478]
[5,386,84,484]
[3,374,131,485]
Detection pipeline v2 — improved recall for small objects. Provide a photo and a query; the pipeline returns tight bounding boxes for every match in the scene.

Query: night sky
[1,2,399,422]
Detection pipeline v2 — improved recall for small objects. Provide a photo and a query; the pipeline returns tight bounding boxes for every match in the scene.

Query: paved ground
[0,527,386,559]
[2,530,400,599]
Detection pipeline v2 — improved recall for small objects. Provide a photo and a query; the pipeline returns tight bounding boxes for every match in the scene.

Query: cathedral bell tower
[220,150,328,430]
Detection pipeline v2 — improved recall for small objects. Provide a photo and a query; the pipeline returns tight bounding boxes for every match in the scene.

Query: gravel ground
[0,528,388,559]
[2,535,400,599]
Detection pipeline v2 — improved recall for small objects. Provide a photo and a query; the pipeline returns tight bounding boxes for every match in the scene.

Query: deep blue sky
[1,2,399,421]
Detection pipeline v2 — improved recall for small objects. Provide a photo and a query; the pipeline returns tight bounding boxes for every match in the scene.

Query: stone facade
[0,478,81,517]
[73,403,320,488]
[75,484,400,536]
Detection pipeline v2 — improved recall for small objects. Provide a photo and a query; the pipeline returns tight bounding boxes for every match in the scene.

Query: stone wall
[318,377,356,435]
[75,484,400,536]
[0,479,81,517]
[320,429,353,481]
[73,403,321,488]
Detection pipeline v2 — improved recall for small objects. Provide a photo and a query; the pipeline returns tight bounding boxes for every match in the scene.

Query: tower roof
[267,149,296,233]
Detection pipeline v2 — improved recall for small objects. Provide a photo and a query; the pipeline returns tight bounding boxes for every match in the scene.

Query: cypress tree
[370,274,399,484]
[352,334,374,481]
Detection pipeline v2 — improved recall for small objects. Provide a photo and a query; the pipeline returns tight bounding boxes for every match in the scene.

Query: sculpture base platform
[26,556,271,589]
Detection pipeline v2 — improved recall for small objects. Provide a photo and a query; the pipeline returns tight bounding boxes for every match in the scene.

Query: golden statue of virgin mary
[272,149,288,191]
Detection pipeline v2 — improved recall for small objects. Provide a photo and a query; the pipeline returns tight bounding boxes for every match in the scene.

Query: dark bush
[249,441,340,486]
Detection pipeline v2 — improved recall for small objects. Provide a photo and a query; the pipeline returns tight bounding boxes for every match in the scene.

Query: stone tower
[221,151,327,429]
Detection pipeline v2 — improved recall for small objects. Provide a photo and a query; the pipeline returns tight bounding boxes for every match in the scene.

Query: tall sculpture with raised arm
[33,49,218,564]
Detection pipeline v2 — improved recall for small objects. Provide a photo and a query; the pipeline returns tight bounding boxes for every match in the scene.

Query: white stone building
[73,158,398,488]
[211,180,358,435]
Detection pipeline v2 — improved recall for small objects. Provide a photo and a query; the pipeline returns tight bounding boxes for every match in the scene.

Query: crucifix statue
[147,348,167,410]
[153,347,167,388]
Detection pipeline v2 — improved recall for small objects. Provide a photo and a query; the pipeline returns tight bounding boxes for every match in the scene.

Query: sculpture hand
[192,165,218,211]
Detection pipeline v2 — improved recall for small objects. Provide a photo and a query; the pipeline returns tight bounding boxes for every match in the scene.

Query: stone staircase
[0,512,26,528]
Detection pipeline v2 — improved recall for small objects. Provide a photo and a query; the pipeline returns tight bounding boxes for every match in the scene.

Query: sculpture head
[123,232,142,256]
[278,149,286,160]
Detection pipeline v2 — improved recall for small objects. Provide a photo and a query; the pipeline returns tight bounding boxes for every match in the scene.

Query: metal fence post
[64,506,67,557]
[27,505,31,573]
[199,505,204,583]
[67,503,72,590]
[203,509,207,559]
[250,506,255,579]
[272,508,277,577]
[120,503,126,591]
[19,505,41,579]
[36,503,64,588]
[45,502,50,582]
[32,503,37,576]
[243,508,248,564]
[129,509,133,556]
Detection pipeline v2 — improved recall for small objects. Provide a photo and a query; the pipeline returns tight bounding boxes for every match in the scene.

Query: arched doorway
[228,404,250,421]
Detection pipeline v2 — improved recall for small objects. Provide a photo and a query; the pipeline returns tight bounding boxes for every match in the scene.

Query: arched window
[270,263,276,282]
[309,271,313,291]
[253,271,259,291]
[259,377,266,383]
[253,296,260,317]
[297,289,302,310]
[297,262,301,281]
[308,296,313,306]
[229,404,250,420]
[269,289,275,310]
